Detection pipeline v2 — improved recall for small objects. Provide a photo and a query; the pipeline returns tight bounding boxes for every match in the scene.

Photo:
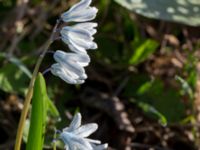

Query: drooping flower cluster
[50,0,98,84]
[59,113,108,150]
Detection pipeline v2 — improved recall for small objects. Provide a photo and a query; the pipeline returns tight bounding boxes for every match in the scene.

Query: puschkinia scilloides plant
[14,0,108,150]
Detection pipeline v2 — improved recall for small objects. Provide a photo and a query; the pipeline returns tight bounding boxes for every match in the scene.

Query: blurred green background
[0,0,200,149]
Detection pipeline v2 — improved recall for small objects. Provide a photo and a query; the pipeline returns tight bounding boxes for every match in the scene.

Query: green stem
[53,143,57,150]
[53,128,57,150]
[14,20,60,150]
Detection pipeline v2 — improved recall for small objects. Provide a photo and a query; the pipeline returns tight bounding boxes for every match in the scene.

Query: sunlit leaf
[129,39,158,65]
[175,75,194,100]
[138,101,167,126]
[114,0,200,26]
[26,73,48,150]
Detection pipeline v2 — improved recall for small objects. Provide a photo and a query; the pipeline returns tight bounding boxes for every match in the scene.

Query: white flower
[51,50,90,84]
[59,113,108,150]
[61,0,98,22]
[61,23,98,54]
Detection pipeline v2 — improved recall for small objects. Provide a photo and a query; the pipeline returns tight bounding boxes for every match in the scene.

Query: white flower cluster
[50,1,107,149]
[51,0,98,84]
[59,113,108,150]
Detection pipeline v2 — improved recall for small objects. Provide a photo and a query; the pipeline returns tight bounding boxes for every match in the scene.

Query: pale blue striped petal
[53,51,86,78]
[61,6,98,22]
[59,113,108,150]
[54,50,90,67]
[73,23,98,35]
[51,63,85,84]
[62,0,92,18]
[60,132,93,150]
[64,113,82,132]
[61,0,98,22]
[72,123,98,137]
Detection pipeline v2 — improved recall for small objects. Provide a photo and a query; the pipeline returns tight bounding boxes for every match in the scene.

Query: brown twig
[81,88,135,133]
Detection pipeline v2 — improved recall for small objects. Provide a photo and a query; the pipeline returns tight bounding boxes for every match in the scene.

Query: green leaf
[47,98,60,119]
[23,120,30,143]
[114,0,200,26]
[137,101,167,126]
[137,81,153,95]
[125,77,186,122]
[137,79,185,122]
[0,53,32,78]
[129,39,158,65]
[26,73,48,150]
[175,75,194,100]
[0,53,32,94]
[0,63,29,94]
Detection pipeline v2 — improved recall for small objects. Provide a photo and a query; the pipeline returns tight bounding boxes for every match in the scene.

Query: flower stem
[14,19,60,150]
[53,128,57,150]
[53,142,57,150]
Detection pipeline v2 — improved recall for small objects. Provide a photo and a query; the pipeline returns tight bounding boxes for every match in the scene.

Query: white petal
[60,33,88,54]
[65,145,69,150]
[61,26,93,41]
[72,123,98,137]
[55,50,90,67]
[68,37,90,52]
[71,22,97,36]
[54,60,85,79]
[69,35,97,50]
[61,0,92,18]
[51,63,84,84]
[68,42,87,54]
[53,51,87,78]
[74,22,98,35]
[60,132,93,150]
[74,22,98,29]
[63,113,82,132]
[75,79,85,84]
[60,22,98,52]
[62,61,86,80]
[62,7,98,22]
[85,138,101,144]
[50,63,75,84]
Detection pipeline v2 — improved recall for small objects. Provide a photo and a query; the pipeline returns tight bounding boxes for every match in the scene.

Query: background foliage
[0,0,200,149]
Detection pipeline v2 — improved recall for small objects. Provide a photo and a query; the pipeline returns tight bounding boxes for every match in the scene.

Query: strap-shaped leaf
[26,73,48,150]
